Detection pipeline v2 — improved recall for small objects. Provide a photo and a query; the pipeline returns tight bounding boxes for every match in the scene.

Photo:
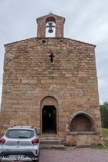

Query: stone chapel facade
[0,14,102,146]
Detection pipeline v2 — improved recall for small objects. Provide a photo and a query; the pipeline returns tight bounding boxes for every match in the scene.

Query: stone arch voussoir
[40,96,58,109]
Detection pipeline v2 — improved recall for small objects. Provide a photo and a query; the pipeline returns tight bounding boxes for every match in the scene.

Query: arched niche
[69,111,96,132]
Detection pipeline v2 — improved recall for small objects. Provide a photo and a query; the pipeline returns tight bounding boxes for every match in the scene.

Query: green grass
[93,128,108,149]
[94,144,108,150]
[104,139,108,145]
[102,128,108,137]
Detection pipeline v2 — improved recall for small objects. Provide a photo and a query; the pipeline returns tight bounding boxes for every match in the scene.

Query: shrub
[100,102,108,128]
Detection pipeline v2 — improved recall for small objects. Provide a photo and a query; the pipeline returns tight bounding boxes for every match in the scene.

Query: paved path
[40,147,108,162]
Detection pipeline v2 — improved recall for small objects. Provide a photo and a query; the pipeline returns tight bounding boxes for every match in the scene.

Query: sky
[0,0,108,108]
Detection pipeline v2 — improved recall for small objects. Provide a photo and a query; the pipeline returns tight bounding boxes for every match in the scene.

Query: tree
[100,102,108,128]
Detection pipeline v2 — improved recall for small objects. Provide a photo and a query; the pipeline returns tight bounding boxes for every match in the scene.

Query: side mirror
[37,132,41,136]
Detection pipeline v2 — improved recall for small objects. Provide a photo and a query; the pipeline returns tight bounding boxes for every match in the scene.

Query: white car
[0,126,40,162]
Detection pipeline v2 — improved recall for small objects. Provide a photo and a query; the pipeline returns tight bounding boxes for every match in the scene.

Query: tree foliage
[100,102,108,128]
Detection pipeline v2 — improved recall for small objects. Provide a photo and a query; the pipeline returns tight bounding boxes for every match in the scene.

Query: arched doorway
[42,105,56,134]
[40,96,58,134]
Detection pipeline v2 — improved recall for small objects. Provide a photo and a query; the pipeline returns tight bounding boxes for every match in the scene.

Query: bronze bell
[48,22,53,33]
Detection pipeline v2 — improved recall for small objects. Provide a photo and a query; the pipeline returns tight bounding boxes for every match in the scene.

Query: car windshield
[6,129,34,138]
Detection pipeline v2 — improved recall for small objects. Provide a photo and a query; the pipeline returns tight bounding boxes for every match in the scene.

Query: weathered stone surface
[0,14,102,146]
[37,13,65,38]
[66,133,99,146]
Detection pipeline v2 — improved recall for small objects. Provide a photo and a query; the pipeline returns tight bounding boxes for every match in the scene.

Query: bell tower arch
[36,13,65,38]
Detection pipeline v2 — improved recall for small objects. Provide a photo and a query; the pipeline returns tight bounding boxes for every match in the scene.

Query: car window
[6,129,34,138]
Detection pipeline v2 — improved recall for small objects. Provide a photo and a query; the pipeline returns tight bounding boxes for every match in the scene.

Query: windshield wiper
[18,136,28,138]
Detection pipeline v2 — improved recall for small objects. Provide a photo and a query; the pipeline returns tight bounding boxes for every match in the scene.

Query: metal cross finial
[49,11,52,14]
[49,53,55,62]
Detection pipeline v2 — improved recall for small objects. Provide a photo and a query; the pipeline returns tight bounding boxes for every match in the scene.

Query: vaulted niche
[46,17,56,37]
[70,113,95,132]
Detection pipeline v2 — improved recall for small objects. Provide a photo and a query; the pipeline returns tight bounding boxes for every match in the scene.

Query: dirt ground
[40,147,108,162]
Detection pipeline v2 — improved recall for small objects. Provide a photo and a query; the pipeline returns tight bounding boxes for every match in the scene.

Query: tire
[32,160,39,162]
[32,157,39,162]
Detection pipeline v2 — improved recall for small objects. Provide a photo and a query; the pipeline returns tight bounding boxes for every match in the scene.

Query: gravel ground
[40,147,108,162]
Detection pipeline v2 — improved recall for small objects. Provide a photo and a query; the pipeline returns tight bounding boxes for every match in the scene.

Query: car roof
[7,126,36,130]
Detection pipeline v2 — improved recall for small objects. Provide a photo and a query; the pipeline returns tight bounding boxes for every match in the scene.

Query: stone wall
[37,14,65,38]
[0,37,102,144]
[66,133,100,146]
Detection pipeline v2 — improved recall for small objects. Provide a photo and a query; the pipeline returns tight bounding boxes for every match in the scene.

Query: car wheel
[32,156,39,162]
[32,159,39,162]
